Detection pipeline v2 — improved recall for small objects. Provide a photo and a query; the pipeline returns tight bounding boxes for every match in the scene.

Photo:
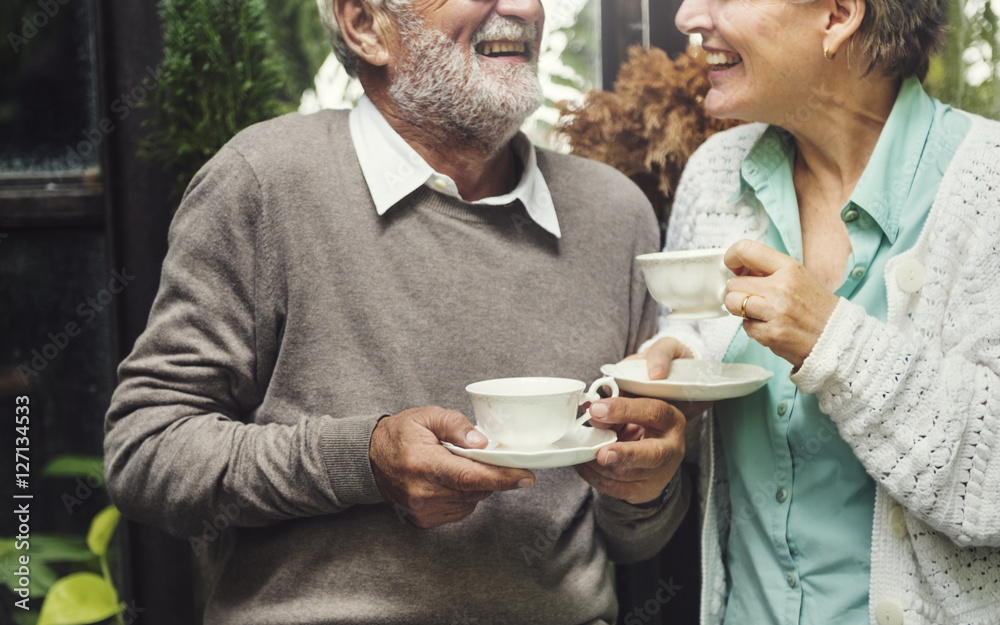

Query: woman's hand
[626,339,713,419]
[626,337,694,380]
[723,239,840,369]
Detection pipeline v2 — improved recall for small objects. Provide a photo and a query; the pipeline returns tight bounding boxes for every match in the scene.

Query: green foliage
[1,457,121,625]
[140,0,290,196]
[42,456,105,488]
[925,0,1000,120]
[36,573,122,625]
[261,0,330,101]
[553,0,600,91]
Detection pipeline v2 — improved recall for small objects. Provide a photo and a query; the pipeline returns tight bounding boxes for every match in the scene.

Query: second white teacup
[636,248,732,319]
[465,376,619,450]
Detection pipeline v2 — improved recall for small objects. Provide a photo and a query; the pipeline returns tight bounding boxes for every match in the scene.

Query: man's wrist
[627,468,681,510]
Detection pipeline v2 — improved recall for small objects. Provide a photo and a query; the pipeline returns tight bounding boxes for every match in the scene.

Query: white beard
[388,14,544,154]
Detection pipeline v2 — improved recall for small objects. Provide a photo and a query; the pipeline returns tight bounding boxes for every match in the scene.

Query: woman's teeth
[705,51,743,68]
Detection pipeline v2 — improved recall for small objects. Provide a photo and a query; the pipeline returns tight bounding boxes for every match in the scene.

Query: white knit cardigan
[645,116,1000,625]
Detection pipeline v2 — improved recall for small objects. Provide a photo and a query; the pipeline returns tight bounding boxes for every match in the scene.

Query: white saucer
[601,359,773,402]
[664,307,729,320]
[441,425,617,469]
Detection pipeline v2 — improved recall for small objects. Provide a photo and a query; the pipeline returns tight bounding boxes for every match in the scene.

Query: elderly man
[104,0,689,622]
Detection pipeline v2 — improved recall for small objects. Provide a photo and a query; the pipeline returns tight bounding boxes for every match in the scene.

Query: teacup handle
[575,376,620,426]
[718,258,733,304]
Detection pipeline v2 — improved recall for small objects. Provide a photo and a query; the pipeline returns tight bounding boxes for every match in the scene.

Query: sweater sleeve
[792,294,1000,548]
[104,146,384,539]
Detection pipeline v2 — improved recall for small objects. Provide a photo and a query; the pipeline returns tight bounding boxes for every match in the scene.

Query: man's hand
[370,407,535,528]
[574,398,685,505]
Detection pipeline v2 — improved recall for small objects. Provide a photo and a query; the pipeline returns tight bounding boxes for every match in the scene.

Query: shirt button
[843,209,860,222]
[785,572,797,588]
[873,599,904,625]
[851,266,867,280]
[889,505,908,539]
[895,259,925,293]
[776,400,789,416]
[432,177,448,191]
[776,488,788,503]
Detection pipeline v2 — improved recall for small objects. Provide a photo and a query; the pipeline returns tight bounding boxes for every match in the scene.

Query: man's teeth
[705,51,742,66]
[478,42,526,56]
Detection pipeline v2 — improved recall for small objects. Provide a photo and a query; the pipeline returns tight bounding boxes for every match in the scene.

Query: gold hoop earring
[824,46,836,61]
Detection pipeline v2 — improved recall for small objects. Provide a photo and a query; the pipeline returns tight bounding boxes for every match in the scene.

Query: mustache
[471,16,538,47]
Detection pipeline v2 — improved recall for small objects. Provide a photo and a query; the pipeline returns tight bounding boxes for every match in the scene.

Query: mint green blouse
[717,77,970,624]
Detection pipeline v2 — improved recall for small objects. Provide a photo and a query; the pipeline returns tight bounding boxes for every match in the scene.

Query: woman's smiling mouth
[705,50,743,70]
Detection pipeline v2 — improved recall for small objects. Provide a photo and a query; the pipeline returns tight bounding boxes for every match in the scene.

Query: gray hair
[795,0,949,78]
[316,0,409,78]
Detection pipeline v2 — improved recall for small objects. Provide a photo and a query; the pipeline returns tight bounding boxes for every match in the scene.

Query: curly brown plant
[555,45,744,225]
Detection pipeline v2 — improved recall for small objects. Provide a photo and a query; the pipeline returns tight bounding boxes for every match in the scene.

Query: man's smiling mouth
[476,40,528,58]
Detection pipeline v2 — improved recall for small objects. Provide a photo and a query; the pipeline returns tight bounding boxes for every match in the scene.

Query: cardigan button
[889,505,908,539]
[874,599,904,625]
[895,259,925,293]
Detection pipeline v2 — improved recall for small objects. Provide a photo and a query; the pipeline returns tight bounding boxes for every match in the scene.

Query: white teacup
[636,249,732,319]
[465,376,619,450]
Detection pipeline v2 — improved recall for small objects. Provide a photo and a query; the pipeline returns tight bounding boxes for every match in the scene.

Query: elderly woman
[639,0,1000,623]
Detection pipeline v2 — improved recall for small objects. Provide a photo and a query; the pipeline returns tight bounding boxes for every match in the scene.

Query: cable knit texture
[644,117,1000,625]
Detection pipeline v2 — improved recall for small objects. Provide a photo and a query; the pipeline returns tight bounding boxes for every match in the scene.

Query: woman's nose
[675,0,712,36]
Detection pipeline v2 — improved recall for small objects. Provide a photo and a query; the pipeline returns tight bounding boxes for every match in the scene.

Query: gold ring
[741,294,753,320]
[824,46,835,62]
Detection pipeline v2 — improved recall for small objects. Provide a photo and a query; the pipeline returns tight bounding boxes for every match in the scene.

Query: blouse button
[851,266,867,280]
[843,209,860,222]
[874,599,904,625]
[895,259,925,293]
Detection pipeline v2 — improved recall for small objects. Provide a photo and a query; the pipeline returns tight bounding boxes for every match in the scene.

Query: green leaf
[0,535,97,595]
[42,456,105,486]
[31,535,97,563]
[37,573,122,625]
[13,610,39,625]
[85,507,120,558]
[0,553,59,597]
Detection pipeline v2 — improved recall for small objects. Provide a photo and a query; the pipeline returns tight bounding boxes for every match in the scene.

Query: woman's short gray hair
[316,0,408,78]
[796,0,949,78]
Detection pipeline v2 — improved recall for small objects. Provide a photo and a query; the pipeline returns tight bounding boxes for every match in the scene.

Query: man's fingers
[421,408,489,449]
[431,453,535,493]
[595,437,673,471]
[588,397,682,431]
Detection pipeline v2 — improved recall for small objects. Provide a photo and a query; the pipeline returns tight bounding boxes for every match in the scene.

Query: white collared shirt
[348,95,561,238]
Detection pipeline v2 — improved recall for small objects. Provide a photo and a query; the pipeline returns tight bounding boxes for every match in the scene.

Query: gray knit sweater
[104,110,685,624]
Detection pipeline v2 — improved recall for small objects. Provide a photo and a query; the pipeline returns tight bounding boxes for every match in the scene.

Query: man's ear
[822,0,865,58]
[334,0,393,67]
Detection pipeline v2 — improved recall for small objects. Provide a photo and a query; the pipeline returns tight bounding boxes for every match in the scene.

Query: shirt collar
[847,76,935,243]
[349,95,561,238]
[730,77,936,245]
